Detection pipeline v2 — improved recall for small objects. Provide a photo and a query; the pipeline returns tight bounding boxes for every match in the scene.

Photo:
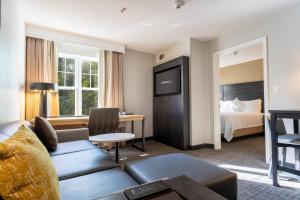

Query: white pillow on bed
[220,98,242,112]
[239,99,262,113]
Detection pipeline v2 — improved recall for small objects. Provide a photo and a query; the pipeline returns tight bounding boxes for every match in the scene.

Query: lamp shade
[30,82,57,91]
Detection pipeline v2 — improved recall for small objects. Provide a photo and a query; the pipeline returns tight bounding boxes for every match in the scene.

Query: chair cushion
[0,125,59,200]
[50,140,97,156]
[125,153,237,200]
[59,168,138,200]
[34,116,58,151]
[52,148,119,180]
[278,134,300,145]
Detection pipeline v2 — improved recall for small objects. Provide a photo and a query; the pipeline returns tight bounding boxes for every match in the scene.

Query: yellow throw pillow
[0,125,59,200]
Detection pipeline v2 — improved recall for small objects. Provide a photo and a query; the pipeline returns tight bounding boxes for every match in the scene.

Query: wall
[210,4,300,111]
[190,39,212,145]
[220,59,263,85]
[0,0,25,124]
[209,3,300,161]
[26,25,125,53]
[156,38,190,65]
[56,42,99,58]
[123,49,155,138]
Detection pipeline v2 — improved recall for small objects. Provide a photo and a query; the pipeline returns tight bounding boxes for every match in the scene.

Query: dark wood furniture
[153,56,190,150]
[269,109,300,186]
[98,176,226,200]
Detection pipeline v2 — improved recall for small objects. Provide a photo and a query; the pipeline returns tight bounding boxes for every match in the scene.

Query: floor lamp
[30,82,58,118]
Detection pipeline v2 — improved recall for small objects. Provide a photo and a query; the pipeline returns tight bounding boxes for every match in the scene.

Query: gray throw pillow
[34,116,58,151]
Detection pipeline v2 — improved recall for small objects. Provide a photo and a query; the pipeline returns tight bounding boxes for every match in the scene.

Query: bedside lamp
[30,82,57,118]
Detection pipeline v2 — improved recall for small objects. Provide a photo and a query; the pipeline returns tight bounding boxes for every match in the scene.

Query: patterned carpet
[106,136,300,200]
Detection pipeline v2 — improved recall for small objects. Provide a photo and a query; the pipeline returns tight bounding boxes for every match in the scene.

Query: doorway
[212,37,270,162]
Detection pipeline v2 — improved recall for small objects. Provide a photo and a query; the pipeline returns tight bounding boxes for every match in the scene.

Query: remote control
[124,180,171,200]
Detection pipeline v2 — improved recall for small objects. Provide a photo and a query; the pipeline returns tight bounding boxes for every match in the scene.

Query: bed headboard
[220,81,264,112]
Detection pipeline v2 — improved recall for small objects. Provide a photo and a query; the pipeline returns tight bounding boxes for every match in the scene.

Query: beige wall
[123,49,155,138]
[209,3,300,160]
[190,39,212,145]
[156,38,190,65]
[0,0,25,124]
[220,59,263,85]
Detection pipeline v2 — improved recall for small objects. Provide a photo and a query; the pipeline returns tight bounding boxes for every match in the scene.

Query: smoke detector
[175,0,185,9]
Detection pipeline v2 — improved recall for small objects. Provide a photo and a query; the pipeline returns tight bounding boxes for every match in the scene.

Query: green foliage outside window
[58,56,99,116]
[59,90,75,115]
[82,90,98,115]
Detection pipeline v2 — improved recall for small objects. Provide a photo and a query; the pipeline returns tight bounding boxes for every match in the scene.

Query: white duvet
[221,112,264,142]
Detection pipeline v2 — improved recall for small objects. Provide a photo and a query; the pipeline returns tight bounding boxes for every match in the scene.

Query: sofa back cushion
[34,116,58,151]
[0,125,59,200]
[0,121,34,142]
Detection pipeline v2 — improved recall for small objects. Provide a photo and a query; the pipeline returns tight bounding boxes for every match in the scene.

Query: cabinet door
[154,95,184,149]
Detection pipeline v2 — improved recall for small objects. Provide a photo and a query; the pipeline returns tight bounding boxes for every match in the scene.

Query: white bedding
[221,112,264,142]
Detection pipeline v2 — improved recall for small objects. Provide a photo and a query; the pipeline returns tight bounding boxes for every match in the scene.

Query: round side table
[89,133,135,163]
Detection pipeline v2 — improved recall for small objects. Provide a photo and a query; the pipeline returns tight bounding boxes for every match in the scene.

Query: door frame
[212,36,270,162]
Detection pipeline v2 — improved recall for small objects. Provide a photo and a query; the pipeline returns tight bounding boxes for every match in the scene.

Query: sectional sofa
[0,120,237,200]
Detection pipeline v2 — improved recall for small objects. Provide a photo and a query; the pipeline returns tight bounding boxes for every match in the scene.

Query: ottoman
[125,153,237,200]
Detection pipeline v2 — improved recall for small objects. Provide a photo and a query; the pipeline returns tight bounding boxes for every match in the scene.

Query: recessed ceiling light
[120,7,126,13]
[175,0,185,9]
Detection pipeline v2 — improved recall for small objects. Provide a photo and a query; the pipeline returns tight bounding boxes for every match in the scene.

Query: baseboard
[189,143,214,150]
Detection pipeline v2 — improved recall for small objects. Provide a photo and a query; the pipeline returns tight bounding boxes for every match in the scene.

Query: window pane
[66,58,75,72]
[58,57,65,71]
[66,73,75,86]
[91,75,98,88]
[82,90,98,115]
[82,61,90,74]
[58,72,65,86]
[91,61,98,74]
[59,90,75,115]
[82,74,90,88]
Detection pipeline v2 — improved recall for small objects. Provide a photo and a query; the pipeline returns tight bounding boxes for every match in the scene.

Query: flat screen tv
[155,66,181,96]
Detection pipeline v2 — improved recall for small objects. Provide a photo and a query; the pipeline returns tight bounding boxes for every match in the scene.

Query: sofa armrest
[56,128,89,143]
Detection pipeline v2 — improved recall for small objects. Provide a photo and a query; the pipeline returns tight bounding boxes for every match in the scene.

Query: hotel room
[219,44,265,142]
[1,0,300,200]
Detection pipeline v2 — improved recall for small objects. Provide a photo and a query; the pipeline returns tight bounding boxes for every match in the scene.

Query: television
[155,66,181,96]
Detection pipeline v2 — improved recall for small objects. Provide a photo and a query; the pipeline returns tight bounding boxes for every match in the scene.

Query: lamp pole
[39,90,48,118]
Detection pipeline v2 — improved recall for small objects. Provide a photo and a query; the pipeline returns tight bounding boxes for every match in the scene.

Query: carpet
[106,136,300,199]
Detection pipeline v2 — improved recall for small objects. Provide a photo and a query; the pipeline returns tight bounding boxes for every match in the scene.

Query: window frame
[58,53,100,116]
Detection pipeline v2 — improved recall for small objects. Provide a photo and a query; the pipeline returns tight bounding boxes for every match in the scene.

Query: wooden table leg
[115,142,119,163]
[271,113,279,186]
[131,118,146,152]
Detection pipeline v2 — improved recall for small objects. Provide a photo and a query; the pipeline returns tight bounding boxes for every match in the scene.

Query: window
[58,54,100,116]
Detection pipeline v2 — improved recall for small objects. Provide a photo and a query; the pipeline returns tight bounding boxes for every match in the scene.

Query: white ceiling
[18,0,300,54]
[219,44,263,68]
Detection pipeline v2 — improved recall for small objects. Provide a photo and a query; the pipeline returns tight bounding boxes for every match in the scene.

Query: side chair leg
[296,149,300,170]
[268,157,273,179]
[283,147,287,167]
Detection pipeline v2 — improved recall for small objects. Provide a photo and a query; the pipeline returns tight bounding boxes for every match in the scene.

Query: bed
[221,112,264,142]
[220,81,265,142]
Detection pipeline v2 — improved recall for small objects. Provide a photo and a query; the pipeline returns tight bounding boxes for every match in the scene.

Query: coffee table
[98,175,227,200]
[89,133,135,163]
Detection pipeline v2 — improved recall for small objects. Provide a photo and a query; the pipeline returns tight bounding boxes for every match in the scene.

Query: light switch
[272,86,278,94]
